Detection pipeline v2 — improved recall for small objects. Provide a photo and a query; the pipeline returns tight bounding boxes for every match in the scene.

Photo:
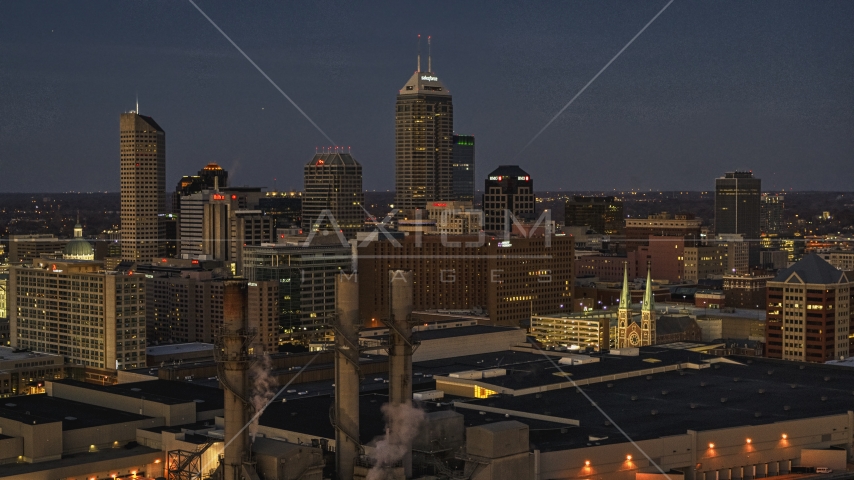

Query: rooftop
[464,354,854,452]
[0,347,63,362]
[487,165,530,179]
[306,152,361,167]
[146,342,214,356]
[0,444,160,477]
[51,379,224,411]
[0,394,152,430]
[773,253,848,284]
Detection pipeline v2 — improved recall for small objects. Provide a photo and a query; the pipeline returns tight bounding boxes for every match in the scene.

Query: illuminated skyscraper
[483,165,534,232]
[715,171,761,266]
[394,41,454,216]
[120,112,166,262]
[303,151,364,235]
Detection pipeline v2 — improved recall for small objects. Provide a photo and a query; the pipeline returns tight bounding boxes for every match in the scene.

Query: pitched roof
[487,165,530,178]
[773,253,847,284]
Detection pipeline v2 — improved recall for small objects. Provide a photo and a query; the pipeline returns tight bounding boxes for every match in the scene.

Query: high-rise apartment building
[715,171,761,266]
[564,196,624,235]
[452,134,475,202]
[483,166,535,232]
[302,152,364,235]
[765,254,852,362]
[760,194,784,235]
[120,112,166,262]
[10,260,146,370]
[394,54,454,216]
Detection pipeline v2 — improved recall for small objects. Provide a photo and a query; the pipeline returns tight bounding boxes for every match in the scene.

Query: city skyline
[2,1,852,193]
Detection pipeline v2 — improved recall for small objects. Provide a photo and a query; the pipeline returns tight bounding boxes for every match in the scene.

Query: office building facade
[357,234,573,327]
[120,112,166,262]
[242,242,352,333]
[715,171,761,265]
[173,162,228,213]
[302,152,364,235]
[10,260,146,370]
[394,61,454,216]
[451,134,475,202]
[766,254,852,362]
[564,196,624,235]
[624,213,701,251]
[483,165,535,232]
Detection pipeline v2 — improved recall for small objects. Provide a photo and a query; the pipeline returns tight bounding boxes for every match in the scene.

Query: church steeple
[642,263,654,312]
[619,262,631,310]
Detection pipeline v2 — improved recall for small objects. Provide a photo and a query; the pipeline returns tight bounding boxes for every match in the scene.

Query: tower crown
[399,71,450,96]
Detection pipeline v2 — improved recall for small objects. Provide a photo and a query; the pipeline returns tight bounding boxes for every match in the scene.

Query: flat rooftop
[146,342,214,356]
[0,347,63,362]
[0,394,152,430]
[51,379,224,411]
[461,355,854,452]
[258,392,566,445]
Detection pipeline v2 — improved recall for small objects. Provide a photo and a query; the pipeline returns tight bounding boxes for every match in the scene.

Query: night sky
[2,1,852,193]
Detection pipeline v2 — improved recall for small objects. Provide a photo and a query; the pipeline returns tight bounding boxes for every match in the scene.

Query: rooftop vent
[65,416,77,421]
[631,395,638,401]
[193,399,205,403]
[733,377,741,382]
[130,388,142,392]
[799,365,805,370]
[755,412,762,418]
[783,405,791,411]
[607,383,613,388]
[661,390,669,396]
[758,389,766,394]
[646,376,652,380]
[824,376,831,382]
[690,403,698,409]
[720,397,728,403]
[4,403,15,407]
[651,410,659,416]
[821,396,828,402]
[767,370,774,375]
[789,384,797,389]
[700,382,707,387]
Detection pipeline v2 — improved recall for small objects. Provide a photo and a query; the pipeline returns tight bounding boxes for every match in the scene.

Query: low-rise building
[0,347,65,397]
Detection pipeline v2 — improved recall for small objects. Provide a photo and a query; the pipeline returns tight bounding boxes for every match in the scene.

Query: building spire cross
[643,262,654,312]
[619,262,631,310]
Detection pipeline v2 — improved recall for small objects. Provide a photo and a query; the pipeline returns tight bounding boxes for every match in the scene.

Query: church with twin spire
[617,263,657,348]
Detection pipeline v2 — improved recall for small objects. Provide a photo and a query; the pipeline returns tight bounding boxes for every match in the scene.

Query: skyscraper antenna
[428,36,432,72]
[417,34,421,72]
[136,94,139,114]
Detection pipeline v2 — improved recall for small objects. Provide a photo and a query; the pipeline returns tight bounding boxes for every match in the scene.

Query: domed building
[63,221,94,260]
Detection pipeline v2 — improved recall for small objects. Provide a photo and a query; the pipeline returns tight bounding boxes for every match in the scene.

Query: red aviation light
[317,159,325,165]
[231,194,237,200]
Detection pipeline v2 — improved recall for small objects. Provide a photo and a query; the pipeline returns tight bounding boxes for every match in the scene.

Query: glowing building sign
[420,75,438,81]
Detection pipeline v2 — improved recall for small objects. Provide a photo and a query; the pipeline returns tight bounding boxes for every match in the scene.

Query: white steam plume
[367,403,426,480]
[248,353,277,442]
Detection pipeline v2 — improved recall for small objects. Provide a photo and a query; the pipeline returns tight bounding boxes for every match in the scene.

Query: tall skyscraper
[483,165,534,232]
[760,193,784,235]
[120,112,166,262]
[303,151,364,235]
[394,45,454,216]
[452,134,475,202]
[715,171,761,266]
[564,196,624,235]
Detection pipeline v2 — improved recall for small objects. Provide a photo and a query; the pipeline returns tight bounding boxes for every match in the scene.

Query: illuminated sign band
[420,75,438,81]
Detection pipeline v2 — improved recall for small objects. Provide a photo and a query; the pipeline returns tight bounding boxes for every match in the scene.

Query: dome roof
[64,238,94,259]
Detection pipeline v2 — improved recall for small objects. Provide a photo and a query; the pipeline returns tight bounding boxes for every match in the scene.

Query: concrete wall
[47,381,197,426]
[0,419,63,463]
[0,435,23,463]
[412,329,526,362]
[0,451,162,480]
[801,448,847,471]
[63,417,162,454]
[536,412,854,480]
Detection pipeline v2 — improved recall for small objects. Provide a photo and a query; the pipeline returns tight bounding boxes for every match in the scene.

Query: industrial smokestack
[219,279,251,480]
[335,273,361,480]
[387,269,414,476]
